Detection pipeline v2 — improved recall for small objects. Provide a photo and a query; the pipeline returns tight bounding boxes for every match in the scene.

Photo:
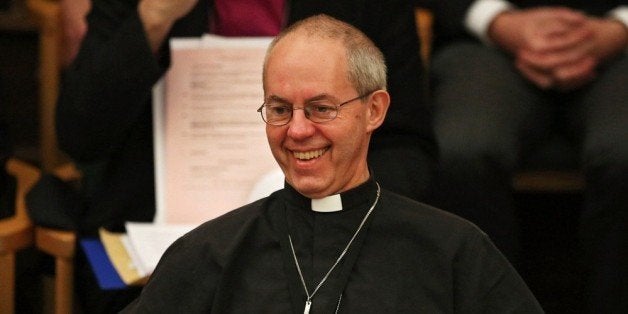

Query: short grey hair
[263,14,387,96]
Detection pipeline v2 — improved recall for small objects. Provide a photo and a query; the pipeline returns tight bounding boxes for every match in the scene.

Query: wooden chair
[413,7,585,193]
[27,0,81,312]
[0,158,79,314]
[0,158,39,314]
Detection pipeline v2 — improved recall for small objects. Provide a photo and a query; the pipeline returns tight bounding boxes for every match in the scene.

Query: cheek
[341,113,367,137]
[265,128,282,149]
[330,122,364,156]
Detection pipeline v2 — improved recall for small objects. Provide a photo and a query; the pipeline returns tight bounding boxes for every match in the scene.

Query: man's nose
[287,109,315,139]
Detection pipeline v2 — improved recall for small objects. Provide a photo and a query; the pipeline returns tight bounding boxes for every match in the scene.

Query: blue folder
[80,238,127,290]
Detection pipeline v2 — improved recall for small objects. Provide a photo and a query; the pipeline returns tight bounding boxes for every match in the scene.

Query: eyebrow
[266,93,335,105]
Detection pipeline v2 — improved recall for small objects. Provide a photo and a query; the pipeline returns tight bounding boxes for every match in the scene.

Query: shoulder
[377,189,483,235]
[135,197,271,284]
[372,190,495,257]
[122,197,274,312]
[172,197,270,258]
[374,191,543,312]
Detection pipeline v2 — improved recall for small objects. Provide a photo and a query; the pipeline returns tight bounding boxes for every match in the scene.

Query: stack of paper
[99,223,195,285]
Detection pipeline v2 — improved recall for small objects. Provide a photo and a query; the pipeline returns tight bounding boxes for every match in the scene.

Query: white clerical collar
[311,194,343,212]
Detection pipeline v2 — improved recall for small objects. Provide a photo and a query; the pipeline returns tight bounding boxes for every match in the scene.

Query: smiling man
[261,17,388,199]
[122,15,543,313]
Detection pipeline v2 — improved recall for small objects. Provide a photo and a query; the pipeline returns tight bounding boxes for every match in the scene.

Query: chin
[287,175,329,198]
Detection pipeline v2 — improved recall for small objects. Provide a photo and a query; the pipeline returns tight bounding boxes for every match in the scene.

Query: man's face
[263,34,373,199]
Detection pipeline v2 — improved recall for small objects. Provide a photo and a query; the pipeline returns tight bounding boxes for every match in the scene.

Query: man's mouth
[293,148,328,160]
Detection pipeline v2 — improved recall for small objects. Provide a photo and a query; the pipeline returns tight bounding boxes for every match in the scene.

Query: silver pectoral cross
[304,300,312,314]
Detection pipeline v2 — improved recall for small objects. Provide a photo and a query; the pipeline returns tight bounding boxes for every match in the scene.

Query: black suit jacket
[57,0,431,235]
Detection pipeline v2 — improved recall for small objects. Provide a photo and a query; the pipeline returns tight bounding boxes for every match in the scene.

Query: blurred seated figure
[427,0,628,312]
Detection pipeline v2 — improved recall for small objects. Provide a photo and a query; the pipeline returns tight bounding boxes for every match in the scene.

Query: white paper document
[153,35,283,226]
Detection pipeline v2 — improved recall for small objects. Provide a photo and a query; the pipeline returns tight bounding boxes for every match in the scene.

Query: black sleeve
[56,0,163,162]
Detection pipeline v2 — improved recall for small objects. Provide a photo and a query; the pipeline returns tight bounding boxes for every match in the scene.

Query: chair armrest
[35,227,76,259]
[0,158,40,314]
[0,159,39,253]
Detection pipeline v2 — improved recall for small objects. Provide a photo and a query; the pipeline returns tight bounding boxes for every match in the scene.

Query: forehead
[265,34,351,93]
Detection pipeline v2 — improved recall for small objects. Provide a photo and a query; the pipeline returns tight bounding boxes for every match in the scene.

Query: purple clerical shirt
[213,0,285,36]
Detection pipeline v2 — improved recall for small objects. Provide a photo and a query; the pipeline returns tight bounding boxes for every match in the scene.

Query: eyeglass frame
[256,90,378,126]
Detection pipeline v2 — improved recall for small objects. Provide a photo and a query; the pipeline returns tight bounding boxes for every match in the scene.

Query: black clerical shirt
[122,179,543,313]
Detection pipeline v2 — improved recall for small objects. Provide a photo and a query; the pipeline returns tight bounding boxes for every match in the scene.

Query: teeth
[294,148,327,160]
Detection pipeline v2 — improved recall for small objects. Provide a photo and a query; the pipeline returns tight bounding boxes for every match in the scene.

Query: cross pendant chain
[290,183,380,314]
[303,300,312,314]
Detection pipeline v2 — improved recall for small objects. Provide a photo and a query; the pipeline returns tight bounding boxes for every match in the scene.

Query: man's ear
[366,90,390,132]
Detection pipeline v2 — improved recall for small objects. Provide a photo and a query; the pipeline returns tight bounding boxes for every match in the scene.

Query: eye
[266,104,291,116]
[308,102,336,115]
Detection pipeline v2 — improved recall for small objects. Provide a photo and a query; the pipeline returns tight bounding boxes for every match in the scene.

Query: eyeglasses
[257,90,376,126]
